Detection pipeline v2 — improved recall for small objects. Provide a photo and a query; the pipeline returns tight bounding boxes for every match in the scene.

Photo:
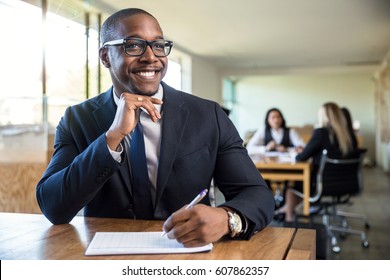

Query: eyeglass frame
[102,37,174,57]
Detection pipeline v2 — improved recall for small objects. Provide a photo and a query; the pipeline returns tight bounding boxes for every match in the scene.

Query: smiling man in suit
[36,8,274,247]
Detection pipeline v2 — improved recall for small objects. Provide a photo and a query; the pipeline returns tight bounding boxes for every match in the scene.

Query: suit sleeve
[36,106,121,224]
[296,128,325,162]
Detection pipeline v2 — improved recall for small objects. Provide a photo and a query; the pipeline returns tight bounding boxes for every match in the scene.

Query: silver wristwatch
[227,211,242,238]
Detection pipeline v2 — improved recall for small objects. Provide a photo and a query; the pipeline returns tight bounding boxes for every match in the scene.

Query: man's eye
[153,42,165,49]
[126,43,142,49]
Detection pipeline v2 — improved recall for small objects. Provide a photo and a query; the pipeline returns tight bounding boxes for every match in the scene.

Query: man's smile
[136,71,159,77]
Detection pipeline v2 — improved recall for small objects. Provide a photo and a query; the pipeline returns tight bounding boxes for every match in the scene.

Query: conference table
[0,212,315,260]
[251,152,311,216]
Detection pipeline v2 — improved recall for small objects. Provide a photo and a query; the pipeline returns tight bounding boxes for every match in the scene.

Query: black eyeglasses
[102,37,173,57]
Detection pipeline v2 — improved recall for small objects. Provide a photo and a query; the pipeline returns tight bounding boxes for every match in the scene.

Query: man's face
[102,14,168,96]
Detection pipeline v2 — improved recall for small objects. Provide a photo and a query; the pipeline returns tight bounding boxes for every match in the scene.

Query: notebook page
[85,232,213,255]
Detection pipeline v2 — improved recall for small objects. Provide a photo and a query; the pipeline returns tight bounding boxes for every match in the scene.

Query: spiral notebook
[85,231,213,256]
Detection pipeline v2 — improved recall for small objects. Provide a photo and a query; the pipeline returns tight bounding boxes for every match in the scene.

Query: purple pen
[161,189,208,236]
[186,189,208,209]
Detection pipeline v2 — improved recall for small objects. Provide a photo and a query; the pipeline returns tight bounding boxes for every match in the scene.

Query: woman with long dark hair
[246,108,305,155]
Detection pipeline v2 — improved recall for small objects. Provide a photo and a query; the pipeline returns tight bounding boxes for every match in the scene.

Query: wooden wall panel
[0,163,45,213]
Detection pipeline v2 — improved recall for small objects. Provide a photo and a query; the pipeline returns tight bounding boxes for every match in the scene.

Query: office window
[0,0,45,163]
[222,78,236,120]
[0,0,42,126]
[45,11,87,128]
[164,60,182,90]
[164,48,192,92]
[44,0,112,127]
[88,20,105,96]
[0,0,104,162]
[0,0,190,163]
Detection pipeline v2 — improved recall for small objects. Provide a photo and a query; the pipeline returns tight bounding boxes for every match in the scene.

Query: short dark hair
[101,8,156,44]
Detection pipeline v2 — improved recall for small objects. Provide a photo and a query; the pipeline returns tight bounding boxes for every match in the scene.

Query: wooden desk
[0,213,315,260]
[252,156,311,216]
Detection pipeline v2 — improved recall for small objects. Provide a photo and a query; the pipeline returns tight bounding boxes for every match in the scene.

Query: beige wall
[183,58,378,163]
[191,56,221,103]
[233,71,376,162]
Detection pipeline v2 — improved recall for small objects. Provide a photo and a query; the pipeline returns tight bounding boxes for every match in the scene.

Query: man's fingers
[121,93,163,122]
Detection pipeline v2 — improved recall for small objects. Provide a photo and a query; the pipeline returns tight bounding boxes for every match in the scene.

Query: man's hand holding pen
[162,204,229,247]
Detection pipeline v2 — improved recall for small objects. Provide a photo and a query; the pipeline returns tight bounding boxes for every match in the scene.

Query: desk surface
[0,213,315,260]
[252,154,311,216]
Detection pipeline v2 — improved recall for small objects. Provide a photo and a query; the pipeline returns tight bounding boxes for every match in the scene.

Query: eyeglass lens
[124,38,172,57]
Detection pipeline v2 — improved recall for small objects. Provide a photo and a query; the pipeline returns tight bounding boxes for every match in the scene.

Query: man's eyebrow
[123,34,165,40]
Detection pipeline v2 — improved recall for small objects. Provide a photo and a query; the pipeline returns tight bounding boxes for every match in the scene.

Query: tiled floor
[214,166,390,260]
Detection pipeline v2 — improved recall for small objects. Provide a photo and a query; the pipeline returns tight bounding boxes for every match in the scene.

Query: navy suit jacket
[36,82,274,238]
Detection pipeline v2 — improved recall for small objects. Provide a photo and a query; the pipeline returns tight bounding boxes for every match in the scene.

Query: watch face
[233,214,242,231]
[228,212,242,237]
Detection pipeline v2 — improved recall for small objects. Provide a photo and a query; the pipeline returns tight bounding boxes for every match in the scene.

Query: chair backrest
[311,148,367,203]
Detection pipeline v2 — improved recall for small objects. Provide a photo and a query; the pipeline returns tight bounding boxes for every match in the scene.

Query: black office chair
[292,149,370,253]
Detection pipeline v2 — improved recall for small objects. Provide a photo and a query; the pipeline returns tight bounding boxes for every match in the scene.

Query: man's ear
[99,47,110,68]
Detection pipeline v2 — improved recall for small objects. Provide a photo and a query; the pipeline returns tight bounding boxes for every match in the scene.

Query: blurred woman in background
[275,102,357,222]
[341,107,358,148]
[246,108,305,155]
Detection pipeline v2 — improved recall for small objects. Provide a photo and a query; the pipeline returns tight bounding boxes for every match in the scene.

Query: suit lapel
[92,85,190,203]
[92,88,116,132]
[155,84,189,203]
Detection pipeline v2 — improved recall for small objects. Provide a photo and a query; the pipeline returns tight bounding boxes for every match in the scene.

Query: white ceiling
[91,0,390,74]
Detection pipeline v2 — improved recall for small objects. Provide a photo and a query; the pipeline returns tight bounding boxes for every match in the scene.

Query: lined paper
[85,232,213,255]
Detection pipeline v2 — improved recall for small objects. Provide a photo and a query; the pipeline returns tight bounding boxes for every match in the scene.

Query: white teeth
[138,71,156,77]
